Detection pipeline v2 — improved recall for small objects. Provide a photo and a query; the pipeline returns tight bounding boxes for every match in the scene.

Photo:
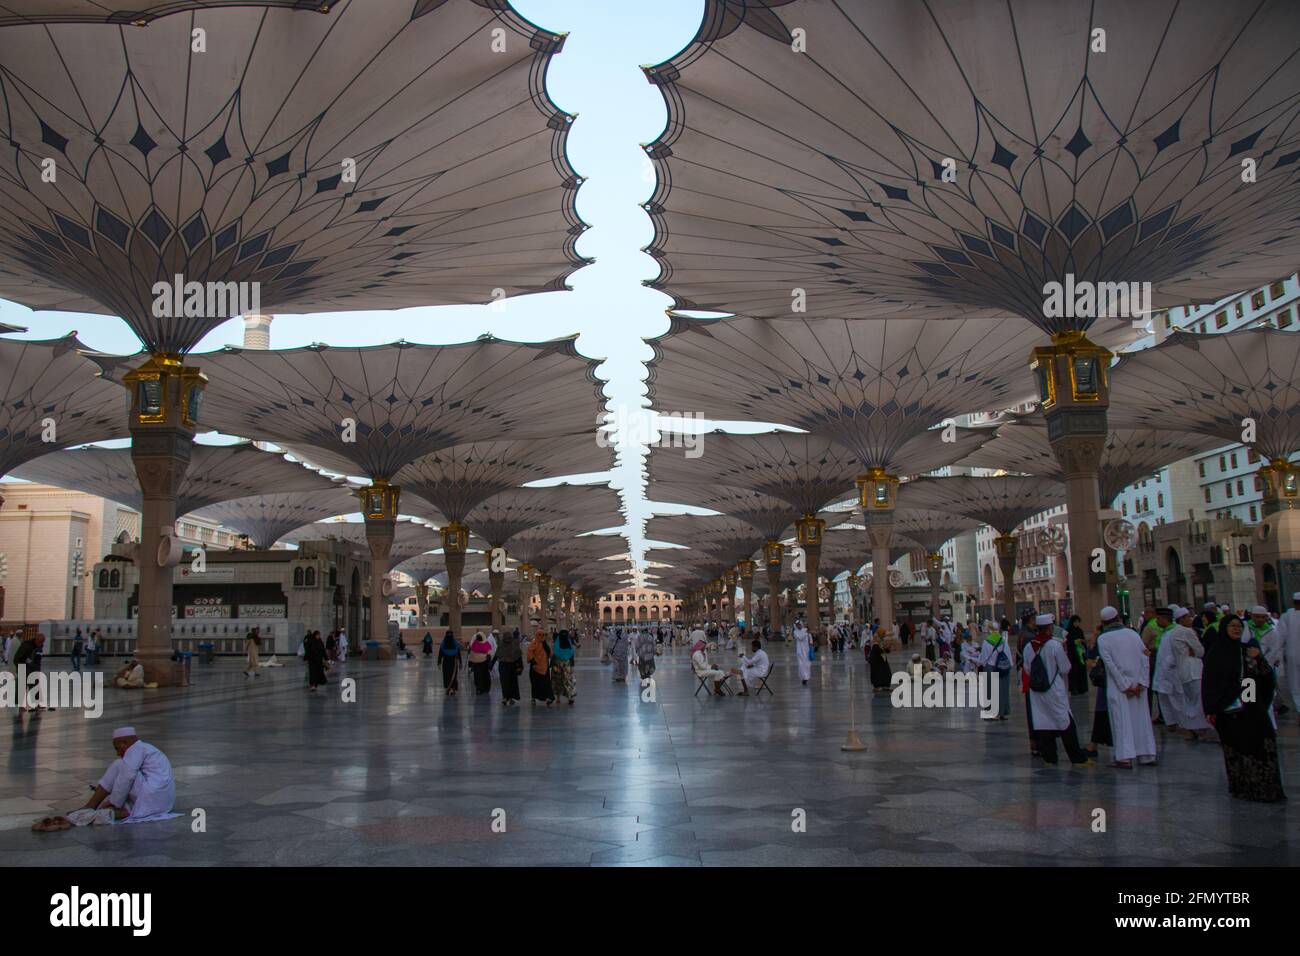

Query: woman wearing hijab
[634,627,657,684]
[497,628,523,706]
[866,635,892,691]
[438,629,461,696]
[468,632,494,695]
[1066,615,1089,695]
[551,629,577,705]
[304,630,328,692]
[1083,629,1112,758]
[1202,615,1286,802]
[608,626,630,683]
[526,630,555,705]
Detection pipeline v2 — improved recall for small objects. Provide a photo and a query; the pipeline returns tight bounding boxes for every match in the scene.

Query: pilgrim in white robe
[97,740,175,821]
[793,624,812,681]
[1022,639,1072,731]
[1151,629,1184,727]
[1279,606,1300,710]
[336,631,349,663]
[739,647,770,686]
[1097,627,1157,762]
[1166,624,1210,731]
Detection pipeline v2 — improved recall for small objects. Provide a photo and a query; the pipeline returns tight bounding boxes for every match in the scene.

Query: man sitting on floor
[113,659,146,689]
[732,639,770,696]
[33,727,175,831]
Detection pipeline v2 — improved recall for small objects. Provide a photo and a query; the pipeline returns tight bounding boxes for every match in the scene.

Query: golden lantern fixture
[123,353,207,428]
[1259,458,1298,509]
[359,479,400,520]
[518,562,534,584]
[440,521,469,554]
[736,559,756,581]
[1028,331,1112,408]
[795,513,825,546]
[763,539,783,567]
[856,468,899,510]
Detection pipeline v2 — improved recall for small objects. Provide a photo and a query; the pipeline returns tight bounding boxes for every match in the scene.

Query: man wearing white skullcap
[1096,606,1157,767]
[1164,607,1212,739]
[1279,592,1300,720]
[78,727,175,821]
[1022,613,1091,766]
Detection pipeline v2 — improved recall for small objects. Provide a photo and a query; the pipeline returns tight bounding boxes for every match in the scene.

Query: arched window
[1238,543,1252,564]
[305,567,316,587]
[98,569,109,589]
[109,569,120,589]
[293,567,305,586]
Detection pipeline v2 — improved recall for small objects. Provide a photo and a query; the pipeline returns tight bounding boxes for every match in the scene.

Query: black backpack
[1028,644,1055,693]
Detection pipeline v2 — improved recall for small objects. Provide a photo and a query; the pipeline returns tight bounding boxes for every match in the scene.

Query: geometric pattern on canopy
[897,474,1066,536]
[643,513,768,565]
[645,315,1041,468]
[642,0,1300,331]
[186,486,362,548]
[648,427,1000,520]
[889,508,984,554]
[0,0,584,353]
[395,434,616,524]
[461,482,625,549]
[0,333,128,477]
[93,337,606,480]
[643,480,803,541]
[9,440,340,514]
[533,533,629,575]
[497,513,624,566]
[280,517,440,571]
[957,418,1226,504]
[1107,327,1300,461]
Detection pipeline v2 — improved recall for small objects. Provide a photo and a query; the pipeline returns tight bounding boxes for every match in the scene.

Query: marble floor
[2,643,1296,866]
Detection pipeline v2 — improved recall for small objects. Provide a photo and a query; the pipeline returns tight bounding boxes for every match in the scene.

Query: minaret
[242,313,273,349]
[242,315,273,451]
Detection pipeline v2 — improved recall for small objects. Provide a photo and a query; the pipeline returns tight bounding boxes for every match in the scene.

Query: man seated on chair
[691,637,728,696]
[731,639,770,696]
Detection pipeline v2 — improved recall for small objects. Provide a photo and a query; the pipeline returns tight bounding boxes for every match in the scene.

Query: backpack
[1028,644,1055,693]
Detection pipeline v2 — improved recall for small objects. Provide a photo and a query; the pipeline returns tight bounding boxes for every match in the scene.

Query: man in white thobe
[1022,613,1091,766]
[1278,592,1300,719]
[792,619,812,684]
[82,727,175,821]
[1096,606,1158,767]
[732,640,771,696]
[336,628,349,663]
[1151,607,1184,730]
[1167,606,1211,736]
[1250,605,1285,715]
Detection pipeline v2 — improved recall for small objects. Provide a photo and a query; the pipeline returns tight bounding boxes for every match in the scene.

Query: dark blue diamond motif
[1154,120,1180,153]
[1057,205,1090,242]
[991,141,1016,170]
[205,136,231,166]
[129,124,156,157]
[39,120,68,154]
[1065,126,1091,158]
[139,208,171,247]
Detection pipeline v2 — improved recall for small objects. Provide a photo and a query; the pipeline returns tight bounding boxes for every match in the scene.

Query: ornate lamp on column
[536,573,552,631]
[763,539,783,632]
[857,468,899,635]
[439,521,469,633]
[925,552,944,620]
[358,479,401,651]
[722,569,737,626]
[124,353,206,686]
[517,563,534,633]
[796,514,825,631]
[1030,332,1111,629]
[993,534,1019,624]
[736,559,755,630]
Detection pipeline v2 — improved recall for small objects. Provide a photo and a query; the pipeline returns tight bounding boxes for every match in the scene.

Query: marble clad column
[796,514,825,635]
[517,564,534,634]
[737,560,755,630]
[926,553,944,620]
[537,574,552,631]
[359,479,400,650]
[764,540,782,631]
[866,519,895,635]
[1033,332,1111,629]
[994,535,1018,623]
[124,354,204,687]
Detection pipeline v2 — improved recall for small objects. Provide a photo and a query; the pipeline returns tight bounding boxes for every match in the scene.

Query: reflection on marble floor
[2,643,1295,867]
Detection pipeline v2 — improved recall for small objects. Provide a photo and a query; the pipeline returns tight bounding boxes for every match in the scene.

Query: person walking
[243,627,262,678]
[304,630,328,692]
[497,628,523,706]
[469,632,494,695]
[551,629,577,705]
[527,630,555,705]
[438,630,461,696]
[70,629,85,674]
